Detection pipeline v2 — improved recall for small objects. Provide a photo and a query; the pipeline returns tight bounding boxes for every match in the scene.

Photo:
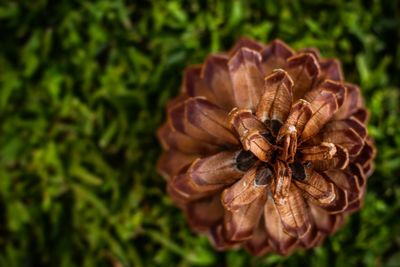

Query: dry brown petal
[273,160,292,200]
[362,162,374,178]
[324,169,363,213]
[277,99,315,163]
[307,144,350,172]
[229,37,265,56]
[171,150,245,200]
[246,132,276,162]
[228,48,265,110]
[157,150,198,180]
[244,219,271,256]
[352,107,369,124]
[229,108,269,134]
[224,192,267,241]
[264,194,298,254]
[315,127,364,156]
[300,142,337,162]
[184,66,216,102]
[208,223,240,250]
[256,69,294,133]
[318,59,343,84]
[305,80,346,107]
[308,202,343,233]
[185,97,239,145]
[279,128,297,163]
[299,223,320,249]
[229,109,275,161]
[167,181,190,208]
[261,39,294,76]
[345,198,363,213]
[301,91,339,142]
[273,183,312,238]
[166,94,188,110]
[169,97,238,147]
[186,195,224,231]
[354,137,376,170]
[157,122,220,154]
[294,167,336,205]
[295,167,348,213]
[279,99,313,138]
[286,53,320,100]
[333,83,362,120]
[202,54,236,110]
[324,117,367,141]
[325,169,360,196]
[169,100,218,144]
[299,47,321,59]
[348,163,367,191]
[222,164,272,211]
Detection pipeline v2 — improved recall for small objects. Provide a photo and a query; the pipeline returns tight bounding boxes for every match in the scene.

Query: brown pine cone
[157,38,376,256]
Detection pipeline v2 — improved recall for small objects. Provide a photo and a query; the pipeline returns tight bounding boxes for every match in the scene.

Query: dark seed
[290,161,306,181]
[261,132,275,144]
[236,150,257,172]
[255,165,273,186]
[270,119,283,136]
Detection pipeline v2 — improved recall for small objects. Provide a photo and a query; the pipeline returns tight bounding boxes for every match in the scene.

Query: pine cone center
[229,106,310,198]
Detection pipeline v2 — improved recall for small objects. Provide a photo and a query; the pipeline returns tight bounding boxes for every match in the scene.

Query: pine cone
[157,38,376,256]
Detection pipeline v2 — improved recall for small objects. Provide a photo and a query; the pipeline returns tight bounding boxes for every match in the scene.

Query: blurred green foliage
[0,0,399,266]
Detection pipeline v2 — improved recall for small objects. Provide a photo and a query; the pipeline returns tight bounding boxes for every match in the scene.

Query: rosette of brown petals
[157,38,376,256]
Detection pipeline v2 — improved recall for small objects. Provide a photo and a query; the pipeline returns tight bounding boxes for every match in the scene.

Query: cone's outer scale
[157,38,376,256]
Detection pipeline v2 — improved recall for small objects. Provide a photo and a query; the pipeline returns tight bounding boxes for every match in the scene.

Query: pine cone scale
[157,37,376,255]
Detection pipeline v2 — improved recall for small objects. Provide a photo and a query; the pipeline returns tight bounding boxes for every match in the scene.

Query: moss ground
[0,1,399,266]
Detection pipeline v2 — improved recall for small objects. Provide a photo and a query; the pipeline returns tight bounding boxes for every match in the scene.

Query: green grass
[0,0,399,266]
